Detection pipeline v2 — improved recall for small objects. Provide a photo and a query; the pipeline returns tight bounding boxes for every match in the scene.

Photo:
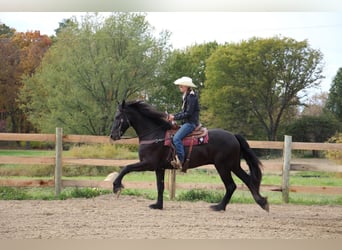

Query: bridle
[115,109,169,144]
[116,111,131,139]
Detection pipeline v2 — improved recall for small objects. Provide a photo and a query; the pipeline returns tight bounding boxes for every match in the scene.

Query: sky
[1,12,341,94]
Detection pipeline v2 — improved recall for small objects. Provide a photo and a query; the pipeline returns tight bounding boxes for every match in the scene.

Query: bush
[19,141,54,150]
[0,187,28,200]
[62,144,137,176]
[68,143,138,159]
[62,165,120,177]
[326,133,342,164]
[285,115,340,143]
[59,187,109,199]
[0,187,111,200]
[0,165,54,177]
[177,189,224,203]
[122,189,157,200]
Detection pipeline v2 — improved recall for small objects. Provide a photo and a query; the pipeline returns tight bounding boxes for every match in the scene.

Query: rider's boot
[171,155,182,170]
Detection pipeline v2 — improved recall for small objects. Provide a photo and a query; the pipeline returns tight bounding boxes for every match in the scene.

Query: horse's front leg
[149,168,165,210]
[113,161,149,194]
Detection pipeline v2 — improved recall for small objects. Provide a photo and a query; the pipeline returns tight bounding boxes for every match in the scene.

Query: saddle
[164,124,209,147]
[164,124,209,172]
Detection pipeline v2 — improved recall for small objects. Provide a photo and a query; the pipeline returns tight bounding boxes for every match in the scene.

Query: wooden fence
[0,128,342,202]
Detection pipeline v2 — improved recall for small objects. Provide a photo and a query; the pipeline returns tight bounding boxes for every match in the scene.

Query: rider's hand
[167,114,175,121]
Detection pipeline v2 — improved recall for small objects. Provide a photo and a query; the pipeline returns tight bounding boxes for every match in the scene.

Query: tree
[326,67,342,122]
[0,35,20,132]
[0,23,15,38]
[285,114,340,156]
[150,42,218,113]
[202,36,324,140]
[286,114,340,143]
[0,26,51,133]
[326,133,342,164]
[301,92,328,117]
[19,13,170,135]
[54,18,78,36]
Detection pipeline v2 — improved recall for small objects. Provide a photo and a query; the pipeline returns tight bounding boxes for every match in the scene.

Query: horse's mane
[125,100,172,129]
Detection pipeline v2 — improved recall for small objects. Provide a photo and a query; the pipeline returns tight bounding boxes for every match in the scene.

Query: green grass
[0,176,341,205]
[291,171,342,186]
[0,186,111,200]
[121,188,342,206]
[0,144,138,159]
[0,149,54,157]
[1,148,341,205]
[123,169,342,187]
[66,144,138,159]
[0,145,134,177]
[120,170,342,206]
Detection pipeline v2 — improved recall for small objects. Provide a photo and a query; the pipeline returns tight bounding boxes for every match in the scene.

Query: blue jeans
[172,123,196,163]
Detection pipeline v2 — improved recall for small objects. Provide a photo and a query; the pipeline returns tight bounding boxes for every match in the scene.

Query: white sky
[1,12,341,94]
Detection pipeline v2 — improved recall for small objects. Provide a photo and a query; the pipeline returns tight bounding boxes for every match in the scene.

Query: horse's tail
[234,134,262,190]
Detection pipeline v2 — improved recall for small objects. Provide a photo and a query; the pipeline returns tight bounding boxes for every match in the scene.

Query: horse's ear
[117,100,125,110]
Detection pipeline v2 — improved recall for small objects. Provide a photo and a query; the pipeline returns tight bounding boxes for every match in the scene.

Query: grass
[0,174,341,205]
[0,149,54,157]
[121,188,342,206]
[0,186,111,200]
[115,170,342,206]
[1,147,341,205]
[0,144,137,177]
[66,144,138,159]
[123,169,342,187]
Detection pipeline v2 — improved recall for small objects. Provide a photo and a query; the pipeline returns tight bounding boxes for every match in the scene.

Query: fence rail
[1,128,342,202]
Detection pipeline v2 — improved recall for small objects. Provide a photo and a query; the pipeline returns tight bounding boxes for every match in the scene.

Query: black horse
[110,100,269,212]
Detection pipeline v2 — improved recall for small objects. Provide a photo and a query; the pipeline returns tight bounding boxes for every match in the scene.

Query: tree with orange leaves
[0,23,51,133]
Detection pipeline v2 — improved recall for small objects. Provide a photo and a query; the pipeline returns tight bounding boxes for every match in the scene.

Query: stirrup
[171,155,182,169]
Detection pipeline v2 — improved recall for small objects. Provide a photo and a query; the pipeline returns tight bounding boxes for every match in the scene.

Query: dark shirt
[174,90,200,125]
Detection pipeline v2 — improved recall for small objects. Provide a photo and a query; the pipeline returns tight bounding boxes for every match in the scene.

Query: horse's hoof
[113,184,124,198]
[259,197,269,212]
[149,203,163,210]
[115,189,122,198]
[263,202,270,212]
[210,204,225,212]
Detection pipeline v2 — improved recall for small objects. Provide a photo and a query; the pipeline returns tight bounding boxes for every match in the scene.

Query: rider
[167,76,200,172]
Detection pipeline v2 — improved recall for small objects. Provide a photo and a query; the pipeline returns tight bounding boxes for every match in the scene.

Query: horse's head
[110,100,131,141]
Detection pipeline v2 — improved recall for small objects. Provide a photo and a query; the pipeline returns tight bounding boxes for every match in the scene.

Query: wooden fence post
[168,169,176,200]
[55,127,63,196]
[282,135,292,203]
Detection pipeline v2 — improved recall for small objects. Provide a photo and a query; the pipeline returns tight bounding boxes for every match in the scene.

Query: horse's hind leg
[233,166,269,212]
[211,164,237,211]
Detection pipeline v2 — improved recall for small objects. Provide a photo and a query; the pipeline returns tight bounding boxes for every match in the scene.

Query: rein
[117,106,172,145]
[118,116,169,145]
[139,138,167,145]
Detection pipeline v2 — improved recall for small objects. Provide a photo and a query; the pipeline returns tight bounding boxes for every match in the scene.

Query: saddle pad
[164,130,209,147]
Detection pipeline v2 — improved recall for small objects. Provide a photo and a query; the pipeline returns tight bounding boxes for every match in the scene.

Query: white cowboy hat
[174,76,197,88]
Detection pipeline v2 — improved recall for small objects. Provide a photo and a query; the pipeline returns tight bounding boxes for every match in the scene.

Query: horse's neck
[131,119,164,140]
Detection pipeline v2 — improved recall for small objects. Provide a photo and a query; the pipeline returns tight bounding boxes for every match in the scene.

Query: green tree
[54,18,78,36]
[19,13,170,135]
[286,115,340,143]
[326,67,342,122]
[150,42,218,114]
[285,114,340,156]
[202,36,324,140]
[0,23,15,38]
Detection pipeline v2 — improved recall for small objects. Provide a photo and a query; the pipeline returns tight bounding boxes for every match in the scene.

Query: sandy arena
[0,194,341,239]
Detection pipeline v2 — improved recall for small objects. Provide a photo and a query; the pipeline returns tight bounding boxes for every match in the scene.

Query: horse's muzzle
[110,133,121,141]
